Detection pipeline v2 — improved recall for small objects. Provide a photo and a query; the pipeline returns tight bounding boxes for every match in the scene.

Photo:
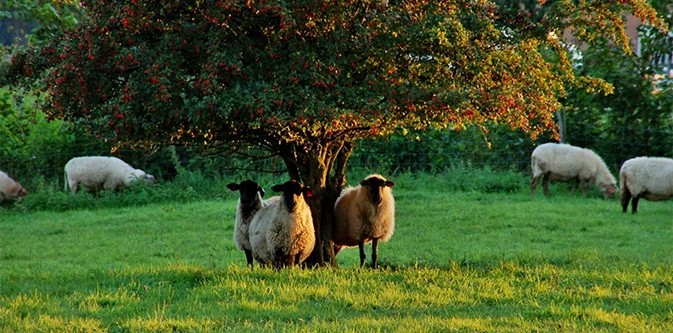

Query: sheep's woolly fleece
[227,180,266,267]
[620,157,673,202]
[64,156,154,193]
[531,143,616,197]
[332,174,395,249]
[248,181,315,268]
[0,171,28,202]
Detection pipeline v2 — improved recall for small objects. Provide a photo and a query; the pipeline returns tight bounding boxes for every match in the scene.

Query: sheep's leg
[245,250,254,268]
[621,189,632,213]
[631,196,640,214]
[358,240,366,267]
[371,239,380,269]
[333,244,342,256]
[571,179,587,197]
[542,173,550,196]
[273,249,287,269]
[530,176,540,195]
[283,256,294,268]
[277,252,294,268]
[72,182,79,194]
[569,179,580,196]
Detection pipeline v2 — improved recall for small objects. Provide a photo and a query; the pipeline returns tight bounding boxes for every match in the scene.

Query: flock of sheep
[530,142,673,213]
[1,156,155,202]
[227,174,396,269]
[1,143,672,268]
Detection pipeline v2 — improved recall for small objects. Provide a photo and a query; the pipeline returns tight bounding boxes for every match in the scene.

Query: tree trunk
[280,140,353,267]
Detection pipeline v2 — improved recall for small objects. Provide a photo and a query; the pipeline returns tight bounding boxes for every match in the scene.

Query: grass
[1,171,673,332]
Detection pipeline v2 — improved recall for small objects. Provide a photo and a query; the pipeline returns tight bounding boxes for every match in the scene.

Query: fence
[2,124,673,191]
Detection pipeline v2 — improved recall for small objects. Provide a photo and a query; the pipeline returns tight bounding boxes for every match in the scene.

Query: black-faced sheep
[248,180,315,269]
[619,157,673,213]
[332,174,395,268]
[0,171,28,203]
[227,180,266,267]
[530,143,617,199]
[64,156,155,194]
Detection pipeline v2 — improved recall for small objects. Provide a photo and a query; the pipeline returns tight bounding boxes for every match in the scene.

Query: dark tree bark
[279,140,353,267]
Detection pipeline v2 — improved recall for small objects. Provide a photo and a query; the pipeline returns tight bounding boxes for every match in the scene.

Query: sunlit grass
[1,173,673,332]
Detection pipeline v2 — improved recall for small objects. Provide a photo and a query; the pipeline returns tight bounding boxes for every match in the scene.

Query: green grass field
[1,172,672,332]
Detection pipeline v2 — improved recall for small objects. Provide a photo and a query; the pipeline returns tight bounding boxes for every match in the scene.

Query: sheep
[619,157,673,213]
[530,143,617,199]
[332,174,395,268]
[64,156,155,194]
[226,180,266,267]
[0,171,28,203]
[248,180,315,269]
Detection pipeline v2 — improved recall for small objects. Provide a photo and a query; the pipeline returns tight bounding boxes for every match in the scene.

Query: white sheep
[227,180,266,267]
[332,174,395,268]
[619,157,673,213]
[0,171,28,203]
[248,180,315,269]
[64,156,155,194]
[530,143,617,199]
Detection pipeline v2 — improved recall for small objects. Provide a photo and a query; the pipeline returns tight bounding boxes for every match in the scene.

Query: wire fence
[2,125,673,191]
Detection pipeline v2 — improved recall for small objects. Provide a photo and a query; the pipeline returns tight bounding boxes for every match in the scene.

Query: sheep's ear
[271,184,285,192]
[226,183,240,192]
[258,187,265,198]
[359,179,369,186]
[385,181,395,188]
[303,187,313,198]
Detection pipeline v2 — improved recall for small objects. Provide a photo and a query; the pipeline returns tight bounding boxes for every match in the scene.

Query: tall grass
[3,166,531,213]
[1,169,672,332]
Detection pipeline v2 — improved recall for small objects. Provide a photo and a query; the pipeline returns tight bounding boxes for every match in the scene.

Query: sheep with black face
[227,180,266,267]
[248,180,315,269]
[332,174,395,268]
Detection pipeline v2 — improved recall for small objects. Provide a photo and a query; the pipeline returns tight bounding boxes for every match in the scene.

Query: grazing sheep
[332,174,395,268]
[64,156,155,194]
[619,157,673,213]
[530,143,617,199]
[248,180,315,269]
[227,180,266,267]
[0,171,28,203]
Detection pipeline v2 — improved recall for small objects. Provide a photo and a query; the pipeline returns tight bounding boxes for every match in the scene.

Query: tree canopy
[2,0,665,265]
[5,0,661,148]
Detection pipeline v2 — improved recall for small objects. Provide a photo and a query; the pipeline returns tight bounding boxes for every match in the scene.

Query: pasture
[1,172,672,332]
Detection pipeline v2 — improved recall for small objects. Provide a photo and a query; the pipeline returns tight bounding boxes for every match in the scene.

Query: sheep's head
[145,174,156,184]
[17,186,28,199]
[5,183,28,202]
[271,180,312,212]
[360,174,394,206]
[130,169,155,184]
[227,180,265,206]
[601,183,618,200]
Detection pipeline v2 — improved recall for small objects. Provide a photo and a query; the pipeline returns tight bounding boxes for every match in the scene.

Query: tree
[0,0,82,48]
[563,0,673,170]
[2,0,664,266]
